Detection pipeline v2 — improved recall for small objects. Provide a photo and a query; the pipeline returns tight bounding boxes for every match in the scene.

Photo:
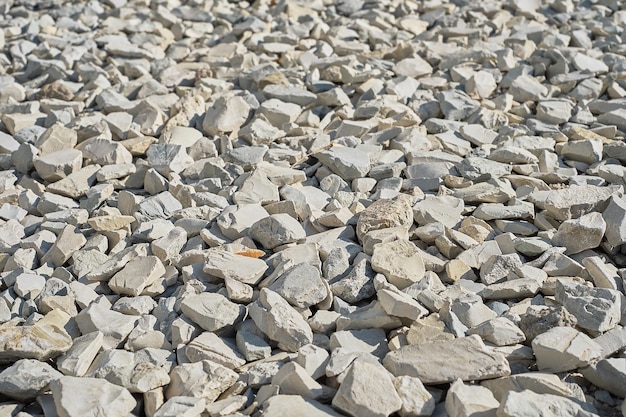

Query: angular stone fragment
[316,146,371,181]
[80,138,133,165]
[57,331,104,377]
[144,186,186,214]
[296,344,329,380]
[180,293,244,332]
[268,262,328,308]
[356,194,413,241]
[263,84,317,106]
[551,212,606,254]
[263,395,345,417]
[240,117,285,145]
[383,335,510,384]
[393,375,435,417]
[445,379,500,417]
[109,256,166,296]
[481,372,575,401]
[602,195,626,247]
[232,169,280,205]
[497,390,599,417]
[33,149,83,182]
[88,215,136,232]
[509,75,548,102]
[96,163,136,181]
[50,376,136,417]
[532,326,603,373]
[216,204,269,240]
[555,280,621,333]
[40,225,87,267]
[480,254,522,285]
[580,358,626,398]
[393,56,432,78]
[519,306,578,343]
[332,359,402,417]
[437,90,480,120]
[468,317,526,346]
[202,96,251,135]
[249,213,306,249]
[146,144,193,177]
[249,288,313,352]
[378,288,428,321]
[413,195,464,228]
[151,226,187,261]
[528,185,617,221]
[0,324,73,363]
[166,360,237,403]
[185,332,245,370]
[536,100,573,124]
[46,164,101,199]
[154,397,206,417]
[86,348,170,393]
[598,108,626,131]
[75,303,139,350]
[560,139,603,164]
[371,239,425,290]
[259,98,301,127]
[204,250,268,285]
[272,362,324,399]
[0,359,63,401]
[329,328,389,359]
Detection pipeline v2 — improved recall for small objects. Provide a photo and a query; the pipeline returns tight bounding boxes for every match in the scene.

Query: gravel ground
[0,0,625,416]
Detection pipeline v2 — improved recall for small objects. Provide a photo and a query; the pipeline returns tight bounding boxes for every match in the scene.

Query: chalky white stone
[0,1,625,415]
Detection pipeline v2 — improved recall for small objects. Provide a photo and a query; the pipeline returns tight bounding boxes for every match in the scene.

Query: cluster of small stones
[2,0,626,416]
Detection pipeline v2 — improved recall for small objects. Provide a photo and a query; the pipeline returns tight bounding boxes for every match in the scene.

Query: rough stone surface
[1,1,626,415]
[383,335,511,384]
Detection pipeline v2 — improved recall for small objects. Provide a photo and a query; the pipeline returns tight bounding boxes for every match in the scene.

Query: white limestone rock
[532,326,603,373]
[0,359,63,401]
[371,239,425,290]
[467,317,526,347]
[249,288,313,352]
[0,324,73,363]
[445,379,500,417]
[185,331,246,370]
[56,331,104,377]
[204,249,268,285]
[50,376,136,417]
[528,185,617,221]
[272,362,324,400]
[262,395,345,417]
[202,95,251,136]
[267,262,329,309]
[332,359,402,417]
[356,194,414,241]
[481,372,576,401]
[33,149,83,182]
[109,255,166,296]
[497,389,599,417]
[393,375,436,417]
[602,195,626,247]
[154,396,206,417]
[551,212,606,254]
[166,360,237,403]
[180,292,245,332]
[315,146,371,181]
[75,303,139,350]
[249,213,306,249]
[555,280,622,333]
[383,335,511,384]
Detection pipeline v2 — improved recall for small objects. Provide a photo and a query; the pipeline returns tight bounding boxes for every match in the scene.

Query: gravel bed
[0,0,625,416]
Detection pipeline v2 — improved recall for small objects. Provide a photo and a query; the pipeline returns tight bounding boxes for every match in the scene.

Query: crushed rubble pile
[0,0,626,416]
